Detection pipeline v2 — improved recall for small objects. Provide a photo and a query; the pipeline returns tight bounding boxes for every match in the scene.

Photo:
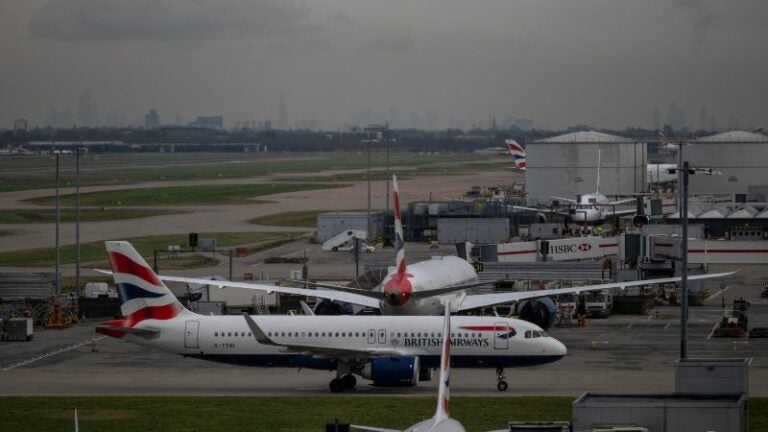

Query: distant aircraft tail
[506,139,526,170]
[96,241,190,338]
[382,175,414,307]
[434,304,453,422]
[392,175,407,276]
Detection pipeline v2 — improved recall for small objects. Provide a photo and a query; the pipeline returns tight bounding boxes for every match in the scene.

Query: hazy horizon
[1,1,766,131]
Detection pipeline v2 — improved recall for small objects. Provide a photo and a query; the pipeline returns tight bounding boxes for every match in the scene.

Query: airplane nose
[553,339,567,357]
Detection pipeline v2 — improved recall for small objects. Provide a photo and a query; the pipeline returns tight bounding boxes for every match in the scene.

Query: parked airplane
[647,163,678,184]
[129,175,733,326]
[352,306,466,432]
[97,241,566,392]
[506,139,526,171]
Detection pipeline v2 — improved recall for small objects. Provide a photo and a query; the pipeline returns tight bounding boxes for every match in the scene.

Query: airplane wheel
[341,374,357,389]
[497,381,508,392]
[332,247,338,252]
[329,378,345,393]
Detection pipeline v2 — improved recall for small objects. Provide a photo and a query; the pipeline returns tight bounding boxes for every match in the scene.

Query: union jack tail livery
[96,241,189,338]
[506,139,526,171]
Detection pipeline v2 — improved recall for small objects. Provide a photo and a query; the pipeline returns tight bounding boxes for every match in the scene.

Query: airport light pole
[54,151,61,296]
[668,162,720,359]
[366,139,372,241]
[75,147,81,299]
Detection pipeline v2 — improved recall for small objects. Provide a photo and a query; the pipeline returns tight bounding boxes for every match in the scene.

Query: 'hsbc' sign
[543,237,617,261]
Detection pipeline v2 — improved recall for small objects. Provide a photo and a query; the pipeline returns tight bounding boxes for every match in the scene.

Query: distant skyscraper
[264,119,272,130]
[652,108,661,130]
[667,101,685,130]
[278,91,287,129]
[698,106,708,130]
[76,92,99,127]
[145,109,160,129]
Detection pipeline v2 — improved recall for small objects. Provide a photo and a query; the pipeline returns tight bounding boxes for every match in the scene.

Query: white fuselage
[121,314,566,370]
[647,164,677,184]
[379,256,479,315]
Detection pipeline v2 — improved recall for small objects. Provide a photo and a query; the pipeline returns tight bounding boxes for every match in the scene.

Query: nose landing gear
[496,367,508,391]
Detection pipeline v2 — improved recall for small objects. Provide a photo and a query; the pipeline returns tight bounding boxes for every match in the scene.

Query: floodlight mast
[667,162,720,359]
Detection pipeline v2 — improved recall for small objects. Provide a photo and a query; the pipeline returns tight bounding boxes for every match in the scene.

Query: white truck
[585,290,613,318]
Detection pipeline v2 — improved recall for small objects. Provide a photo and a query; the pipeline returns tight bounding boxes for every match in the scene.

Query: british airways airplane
[97,241,567,392]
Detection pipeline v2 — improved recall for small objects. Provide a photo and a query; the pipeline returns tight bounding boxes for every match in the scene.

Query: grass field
[0,152,497,192]
[27,183,347,207]
[249,210,334,227]
[0,396,764,432]
[0,231,302,267]
[0,208,182,223]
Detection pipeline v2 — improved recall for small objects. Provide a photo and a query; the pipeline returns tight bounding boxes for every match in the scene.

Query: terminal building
[525,131,647,204]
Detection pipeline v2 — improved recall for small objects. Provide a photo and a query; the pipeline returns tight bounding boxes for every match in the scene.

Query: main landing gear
[496,367,508,392]
[330,362,357,393]
[329,374,357,393]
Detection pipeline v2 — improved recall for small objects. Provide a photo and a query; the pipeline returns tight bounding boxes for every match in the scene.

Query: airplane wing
[286,279,383,300]
[410,280,495,299]
[606,198,637,206]
[95,269,381,309]
[611,208,638,217]
[243,314,404,359]
[454,271,736,311]
[551,196,577,204]
[350,426,401,432]
[512,205,569,216]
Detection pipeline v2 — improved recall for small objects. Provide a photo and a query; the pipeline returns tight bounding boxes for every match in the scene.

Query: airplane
[506,139,526,171]
[352,305,466,432]
[118,175,735,326]
[96,240,567,393]
[647,163,678,184]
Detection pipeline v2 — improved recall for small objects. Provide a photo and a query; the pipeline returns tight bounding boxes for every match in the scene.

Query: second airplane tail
[97,241,190,337]
[506,139,526,171]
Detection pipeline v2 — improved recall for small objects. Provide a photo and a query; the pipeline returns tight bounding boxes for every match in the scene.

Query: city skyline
[1,1,766,131]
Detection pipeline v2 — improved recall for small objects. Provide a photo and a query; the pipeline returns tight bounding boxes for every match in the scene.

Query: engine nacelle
[360,356,419,387]
[517,296,558,330]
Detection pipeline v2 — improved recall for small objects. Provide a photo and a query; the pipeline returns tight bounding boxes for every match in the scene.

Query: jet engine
[517,296,558,330]
[360,356,419,387]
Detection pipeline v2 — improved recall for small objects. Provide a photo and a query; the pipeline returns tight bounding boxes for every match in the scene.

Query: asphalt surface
[2,283,766,397]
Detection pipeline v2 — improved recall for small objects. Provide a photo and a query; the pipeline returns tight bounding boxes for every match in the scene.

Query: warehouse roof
[695,130,768,143]
[534,130,636,144]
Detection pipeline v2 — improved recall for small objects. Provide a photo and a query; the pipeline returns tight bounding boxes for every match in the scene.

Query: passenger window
[248,332,252,337]
[281,332,285,337]
[301,332,306,337]
[335,332,339,337]
[241,332,245,337]
[214,332,218,337]
[227,332,231,337]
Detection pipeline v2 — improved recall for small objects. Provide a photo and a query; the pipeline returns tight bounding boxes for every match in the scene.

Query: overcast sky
[1,0,766,130]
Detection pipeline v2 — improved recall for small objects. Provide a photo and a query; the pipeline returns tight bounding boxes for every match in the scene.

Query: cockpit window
[525,330,547,338]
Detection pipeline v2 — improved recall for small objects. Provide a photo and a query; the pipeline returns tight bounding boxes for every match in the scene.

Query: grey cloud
[29,0,311,41]
[675,0,716,52]
[363,34,414,52]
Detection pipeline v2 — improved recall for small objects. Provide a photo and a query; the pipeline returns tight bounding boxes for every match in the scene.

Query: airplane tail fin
[97,241,189,337]
[392,175,407,276]
[506,139,526,171]
[434,304,452,422]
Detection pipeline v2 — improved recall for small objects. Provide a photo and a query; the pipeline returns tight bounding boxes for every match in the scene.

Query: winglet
[434,302,452,422]
[243,313,278,346]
